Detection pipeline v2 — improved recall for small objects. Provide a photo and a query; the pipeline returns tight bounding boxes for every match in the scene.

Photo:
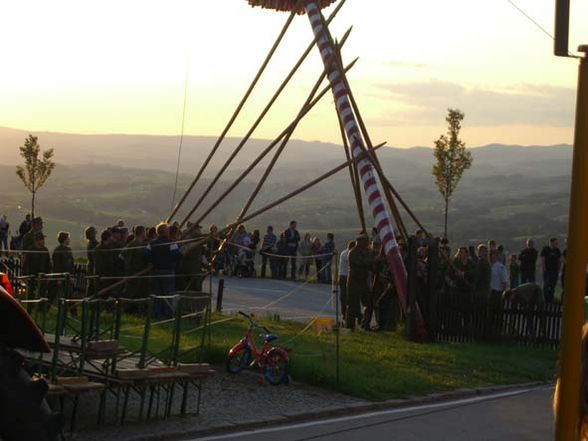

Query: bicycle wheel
[226,346,251,374]
[264,349,289,385]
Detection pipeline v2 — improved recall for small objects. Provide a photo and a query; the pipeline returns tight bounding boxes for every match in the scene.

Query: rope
[170,57,190,213]
[1,235,205,255]
[280,292,336,347]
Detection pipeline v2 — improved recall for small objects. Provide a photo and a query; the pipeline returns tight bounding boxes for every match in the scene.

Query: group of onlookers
[227,221,337,283]
[440,236,568,305]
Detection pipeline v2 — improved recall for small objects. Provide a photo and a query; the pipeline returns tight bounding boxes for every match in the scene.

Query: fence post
[216,278,224,312]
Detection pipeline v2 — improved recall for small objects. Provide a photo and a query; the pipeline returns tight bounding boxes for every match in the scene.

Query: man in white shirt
[490,250,508,303]
[338,240,355,320]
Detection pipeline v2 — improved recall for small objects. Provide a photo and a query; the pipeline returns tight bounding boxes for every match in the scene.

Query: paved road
[189,386,554,441]
[210,276,336,321]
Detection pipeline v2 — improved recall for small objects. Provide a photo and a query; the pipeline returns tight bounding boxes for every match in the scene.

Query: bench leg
[120,384,131,425]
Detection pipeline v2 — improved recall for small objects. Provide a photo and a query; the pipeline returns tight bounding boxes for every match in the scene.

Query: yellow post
[555,45,588,441]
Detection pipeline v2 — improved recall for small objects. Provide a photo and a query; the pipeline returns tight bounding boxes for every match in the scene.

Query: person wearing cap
[346,233,374,330]
[23,231,51,299]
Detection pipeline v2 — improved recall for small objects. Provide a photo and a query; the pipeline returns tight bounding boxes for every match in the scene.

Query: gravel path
[77,365,366,441]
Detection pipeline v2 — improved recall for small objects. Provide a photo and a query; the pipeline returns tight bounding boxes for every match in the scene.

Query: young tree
[432,109,473,239]
[15,135,56,218]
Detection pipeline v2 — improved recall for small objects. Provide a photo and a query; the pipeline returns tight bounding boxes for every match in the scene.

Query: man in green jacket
[23,232,51,299]
[123,226,150,299]
[179,223,205,291]
[346,233,374,330]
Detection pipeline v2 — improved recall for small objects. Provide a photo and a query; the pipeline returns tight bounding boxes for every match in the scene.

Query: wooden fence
[433,290,562,348]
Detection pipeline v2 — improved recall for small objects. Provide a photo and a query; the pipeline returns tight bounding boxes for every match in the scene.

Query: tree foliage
[432,109,473,238]
[15,134,56,217]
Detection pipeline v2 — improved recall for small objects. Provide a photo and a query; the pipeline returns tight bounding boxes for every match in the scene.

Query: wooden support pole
[168,1,348,222]
[209,61,330,267]
[240,142,386,225]
[189,56,359,227]
[235,56,328,222]
[185,142,386,250]
[336,100,366,232]
[329,42,409,241]
[167,8,297,222]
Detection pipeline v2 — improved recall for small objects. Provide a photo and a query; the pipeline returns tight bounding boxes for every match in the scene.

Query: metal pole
[302,1,408,311]
[555,45,588,441]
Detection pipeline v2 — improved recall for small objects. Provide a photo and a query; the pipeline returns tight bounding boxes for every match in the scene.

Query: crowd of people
[0,211,574,326]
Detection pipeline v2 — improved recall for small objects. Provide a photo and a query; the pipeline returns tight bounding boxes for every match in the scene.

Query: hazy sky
[1,0,586,147]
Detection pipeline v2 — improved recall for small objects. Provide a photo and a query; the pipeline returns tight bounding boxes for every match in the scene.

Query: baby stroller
[233,248,256,278]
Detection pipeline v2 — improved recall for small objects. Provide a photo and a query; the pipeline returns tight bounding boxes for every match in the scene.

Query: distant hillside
[0,127,572,252]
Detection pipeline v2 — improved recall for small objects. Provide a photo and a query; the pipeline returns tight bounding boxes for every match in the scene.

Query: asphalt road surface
[189,386,555,441]
[210,276,336,321]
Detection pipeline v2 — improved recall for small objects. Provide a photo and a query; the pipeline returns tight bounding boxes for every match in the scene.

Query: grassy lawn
[114,311,558,401]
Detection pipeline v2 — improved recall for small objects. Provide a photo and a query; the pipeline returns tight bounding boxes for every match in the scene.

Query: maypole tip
[245,0,338,14]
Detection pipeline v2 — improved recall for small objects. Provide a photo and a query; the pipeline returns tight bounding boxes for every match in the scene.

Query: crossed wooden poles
[164,0,428,339]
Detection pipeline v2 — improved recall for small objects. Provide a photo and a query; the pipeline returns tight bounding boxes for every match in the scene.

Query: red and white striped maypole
[244,0,409,311]
[302,0,408,308]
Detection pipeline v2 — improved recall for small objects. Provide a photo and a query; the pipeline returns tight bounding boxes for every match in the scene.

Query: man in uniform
[346,233,374,330]
[95,229,115,294]
[23,232,51,299]
[51,231,75,299]
[85,226,99,296]
[123,226,150,300]
[21,217,43,251]
[474,244,491,301]
[179,223,205,292]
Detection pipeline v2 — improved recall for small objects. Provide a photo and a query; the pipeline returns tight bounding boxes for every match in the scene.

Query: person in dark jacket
[95,229,116,293]
[123,226,150,300]
[52,232,74,274]
[50,231,75,299]
[178,223,205,291]
[346,234,374,330]
[85,226,98,296]
[284,221,300,280]
[145,222,182,318]
[23,232,51,299]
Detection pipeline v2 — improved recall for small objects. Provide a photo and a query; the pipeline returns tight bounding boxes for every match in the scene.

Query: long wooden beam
[188,56,359,226]
[168,0,349,223]
[167,8,296,222]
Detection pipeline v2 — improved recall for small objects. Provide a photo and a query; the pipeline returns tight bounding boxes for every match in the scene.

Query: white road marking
[188,386,551,441]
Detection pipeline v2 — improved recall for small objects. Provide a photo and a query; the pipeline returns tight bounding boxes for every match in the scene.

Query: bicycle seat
[261,333,278,342]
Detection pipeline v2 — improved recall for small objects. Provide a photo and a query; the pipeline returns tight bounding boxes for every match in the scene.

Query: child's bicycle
[226,311,290,385]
